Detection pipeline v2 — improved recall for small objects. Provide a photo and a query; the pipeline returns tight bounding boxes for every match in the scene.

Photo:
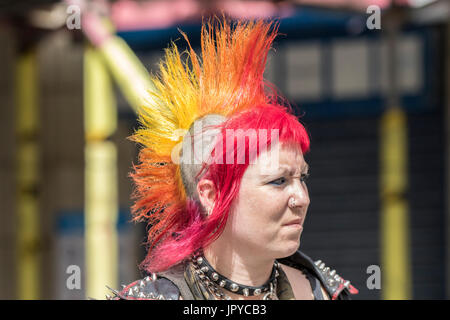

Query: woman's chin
[272,240,300,259]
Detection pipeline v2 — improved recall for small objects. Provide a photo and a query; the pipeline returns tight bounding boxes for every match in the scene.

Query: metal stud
[158,294,165,300]
[327,279,335,287]
[133,286,139,293]
[201,266,209,273]
[196,257,203,265]
[212,272,219,281]
[243,288,249,297]
[344,280,350,288]
[323,267,330,274]
[319,263,325,269]
[254,288,261,296]
[138,292,145,298]
[151,273,157,282]
[128,288,133,296]
[230,283,239,292]
[144,276,151,282]
[314,260,322,266]
[219,280,226,287]
[139,280,145,288]
[330,270,336,277]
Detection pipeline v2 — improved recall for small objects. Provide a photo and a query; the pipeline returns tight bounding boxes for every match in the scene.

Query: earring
[288,197,298,208]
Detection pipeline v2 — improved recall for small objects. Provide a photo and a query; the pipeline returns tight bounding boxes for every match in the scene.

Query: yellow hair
[130,19,277,223]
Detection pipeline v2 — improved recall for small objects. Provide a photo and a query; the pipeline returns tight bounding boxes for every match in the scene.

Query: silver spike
[105,294,111,300]
[230,283,239,292]
[243,288,249,297]
[138,292,145,298]
[157,294,165,300]
[151,273,157,281]
[344,280,350,288]
[105,285,120,296]
[139,280,145,288]
[144,276,151,282]
[319,263,325,269]
[133,286,139,293]
[219,280,226,287]
[201,266,209,273]
[327,279,335,287]
[121,285,126,289]
[149,292,156,299]
[314,260,322,266]
[323,267,330,274]
[330,270,336,277]
[128,288,134,296]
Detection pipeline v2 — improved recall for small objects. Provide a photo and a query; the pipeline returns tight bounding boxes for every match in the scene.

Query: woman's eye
[300,173,310,183]
[269,177,286,185]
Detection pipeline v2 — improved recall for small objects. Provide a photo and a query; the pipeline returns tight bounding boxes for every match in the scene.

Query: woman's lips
[283,219,303,229]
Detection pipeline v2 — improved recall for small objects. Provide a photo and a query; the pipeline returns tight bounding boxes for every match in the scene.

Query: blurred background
[0,0,449,300]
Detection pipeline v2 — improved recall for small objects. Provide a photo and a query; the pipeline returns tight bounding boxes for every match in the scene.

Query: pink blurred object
[110,0,296,31]
[215,0,294,19]
[292,0,392,10]
[82,10,112,46]
[99,0,408,33]
[111,0,200,31]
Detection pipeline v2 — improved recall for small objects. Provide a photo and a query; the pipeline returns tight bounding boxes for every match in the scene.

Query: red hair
[140,104,310,272]
[130,19,310,273]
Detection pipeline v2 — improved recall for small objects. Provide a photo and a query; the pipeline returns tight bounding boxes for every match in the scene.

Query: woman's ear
[197,178,216,216]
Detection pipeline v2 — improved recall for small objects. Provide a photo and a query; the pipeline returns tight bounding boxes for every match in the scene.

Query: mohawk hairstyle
[129,18,309,273]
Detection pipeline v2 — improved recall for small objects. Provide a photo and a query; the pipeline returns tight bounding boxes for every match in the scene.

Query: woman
[110,19,358,300]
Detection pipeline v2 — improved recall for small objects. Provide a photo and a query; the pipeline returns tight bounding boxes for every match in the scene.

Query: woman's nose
[290,180,310,207]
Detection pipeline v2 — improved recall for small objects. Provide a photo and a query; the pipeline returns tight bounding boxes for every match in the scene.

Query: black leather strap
[159,263,194,300]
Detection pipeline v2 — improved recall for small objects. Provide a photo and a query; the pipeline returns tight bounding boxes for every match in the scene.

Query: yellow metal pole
[380,9,411,300]
[15,49,41,299]
[99,36,155,111]
[380,107,411,299]
[84,44,118,300]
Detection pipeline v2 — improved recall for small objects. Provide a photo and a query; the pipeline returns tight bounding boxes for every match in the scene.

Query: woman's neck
[203,241,275,299]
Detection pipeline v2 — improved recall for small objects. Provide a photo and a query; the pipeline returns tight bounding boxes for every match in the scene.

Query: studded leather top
[107,250,358,300]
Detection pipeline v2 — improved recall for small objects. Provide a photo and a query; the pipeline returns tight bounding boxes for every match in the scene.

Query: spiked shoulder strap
[278,250,359,300]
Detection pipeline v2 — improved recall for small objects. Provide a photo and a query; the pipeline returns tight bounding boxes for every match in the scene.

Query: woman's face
[224,143,310,259]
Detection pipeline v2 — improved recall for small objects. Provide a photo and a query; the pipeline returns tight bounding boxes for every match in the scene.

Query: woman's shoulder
[277,250,359,300]
[106,267,186,300]
[278,263,316,300]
